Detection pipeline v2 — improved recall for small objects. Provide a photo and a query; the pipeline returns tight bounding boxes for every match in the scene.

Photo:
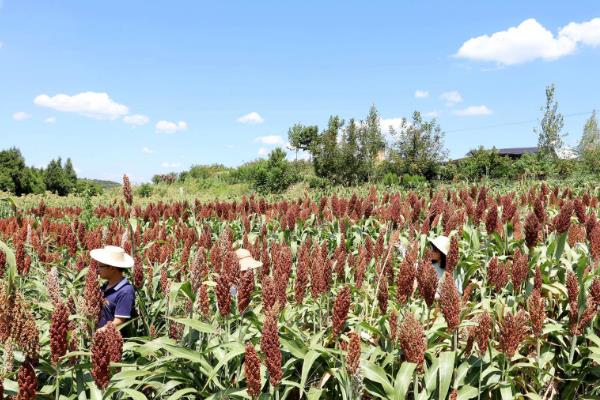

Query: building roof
[495,147,539,156]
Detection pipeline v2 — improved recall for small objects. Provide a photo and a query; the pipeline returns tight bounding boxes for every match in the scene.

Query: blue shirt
[98,277,136,333]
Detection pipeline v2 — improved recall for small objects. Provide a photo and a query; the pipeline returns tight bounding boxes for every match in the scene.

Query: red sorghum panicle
[475,312,492,355]
[389,310,398,343]
[399,313,426,370]
[216,268,232,317]
[488,257,509,292]
[396,244,417,304]
[498,310,529,358]
[485,203,499,235]
[527,289,545,337]
[0,250,5,278]
[439,272,460,332]
[122,174,133,206]
[16,358,37,400]
[449,389,458,400]
[446,235,459,274]
[238,270,255,313]
[196,284,210,317]
[346,331,361,375]
[568,224,586,247]
[46,267,61,305]
[83,265,104,325]
[91,322,123,389]
[262,275,276,312]
[566,271,580,335]
[590,225,600,262]
[577,297,598,332]
[260,310,282,386]
[534,265,542,291]
[554,201,573,234]
[377,274,388,314]
[511,248,528,291]
[534,197,546,225]
[524,212,541,248]
[574,198,586,224]
[417,259,438,307]
[332,285,351,338]
[50,301,70,365]
[132,254,144,290]
[244,343,261,398]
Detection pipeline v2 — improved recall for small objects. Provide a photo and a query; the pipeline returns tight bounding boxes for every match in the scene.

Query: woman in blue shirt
[90,245,136,335]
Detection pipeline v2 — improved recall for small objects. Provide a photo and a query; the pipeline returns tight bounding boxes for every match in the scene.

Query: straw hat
[90,245,134,269]
[428,235,450,256]
[235,248,263,271]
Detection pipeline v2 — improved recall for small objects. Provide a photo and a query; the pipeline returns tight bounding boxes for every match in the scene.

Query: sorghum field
[1,181,600,400]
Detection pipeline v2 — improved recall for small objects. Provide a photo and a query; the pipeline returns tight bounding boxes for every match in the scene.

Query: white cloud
[379,117,405,132]
[237,112,264,124]
[415,90,429,98]
[254,135,284,145]
[44,116,56,124]
[440,91,463,106]
[33,92,129,120]
[456,18,600,65]
[560,18,600,46]
[161,162,181,168]
[142,147,154,154]
[13,112,32,121]
[258,147,269,157]
[454,105,493,116]
[155,120,187,134]
[124,114,149,126]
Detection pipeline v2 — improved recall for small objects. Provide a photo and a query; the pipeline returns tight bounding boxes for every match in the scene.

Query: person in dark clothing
[90,245,136,336]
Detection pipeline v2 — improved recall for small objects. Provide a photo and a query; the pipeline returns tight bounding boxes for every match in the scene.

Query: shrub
[308,176,331,189]
[382,172,399,187]
[137,183,153,198]
[401,174,426,188]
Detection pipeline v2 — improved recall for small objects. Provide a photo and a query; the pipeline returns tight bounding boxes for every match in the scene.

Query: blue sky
[1,1,599,183]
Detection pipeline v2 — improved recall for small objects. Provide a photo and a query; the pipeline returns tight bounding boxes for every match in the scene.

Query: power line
[446,110,594,133]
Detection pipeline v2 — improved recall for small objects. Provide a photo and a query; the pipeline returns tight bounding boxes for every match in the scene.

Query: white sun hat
[90,245,134,269]
[235,248,263,272]
[428,235,450,256]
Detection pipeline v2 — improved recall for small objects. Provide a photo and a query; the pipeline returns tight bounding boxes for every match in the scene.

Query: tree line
[0,148,102,196]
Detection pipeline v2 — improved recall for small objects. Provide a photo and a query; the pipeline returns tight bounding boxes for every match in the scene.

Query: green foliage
[535,83,565,157]
[74,179,103,196]
[390,111,448,179]
[400,173,426,188]
[309,106,386,185]
[307,175,331,189]
[288,123,319,159]
[252,147,298,194]
[456,147,514,181]
[44,157,75,196]
[578,110,600,173]
[381,172,399,187]
[137,183,154,198]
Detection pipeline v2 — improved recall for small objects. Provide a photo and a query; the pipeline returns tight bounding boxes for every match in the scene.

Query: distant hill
[80,178,120,189]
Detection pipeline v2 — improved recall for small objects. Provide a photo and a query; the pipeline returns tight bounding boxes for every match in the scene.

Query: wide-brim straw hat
[90,245,134,269]
[235,248,263,272]
[428,236,450,256]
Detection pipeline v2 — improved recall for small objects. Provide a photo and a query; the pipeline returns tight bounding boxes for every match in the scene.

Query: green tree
[45,158,72,196]
[253,148,297,194]
[64,158,78,187]
[358,105,386,180]
[311,116,344,183]
[13,167,45,195]
[535,84,565,157]
[288,124,319,161]
[390,111,447,179]
[577,110,600,173]
[458,146,514,181]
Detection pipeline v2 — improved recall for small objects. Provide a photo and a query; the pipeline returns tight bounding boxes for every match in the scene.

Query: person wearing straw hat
[428,235,463,294]
[90,245,136,334]
[235,248,263,272]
